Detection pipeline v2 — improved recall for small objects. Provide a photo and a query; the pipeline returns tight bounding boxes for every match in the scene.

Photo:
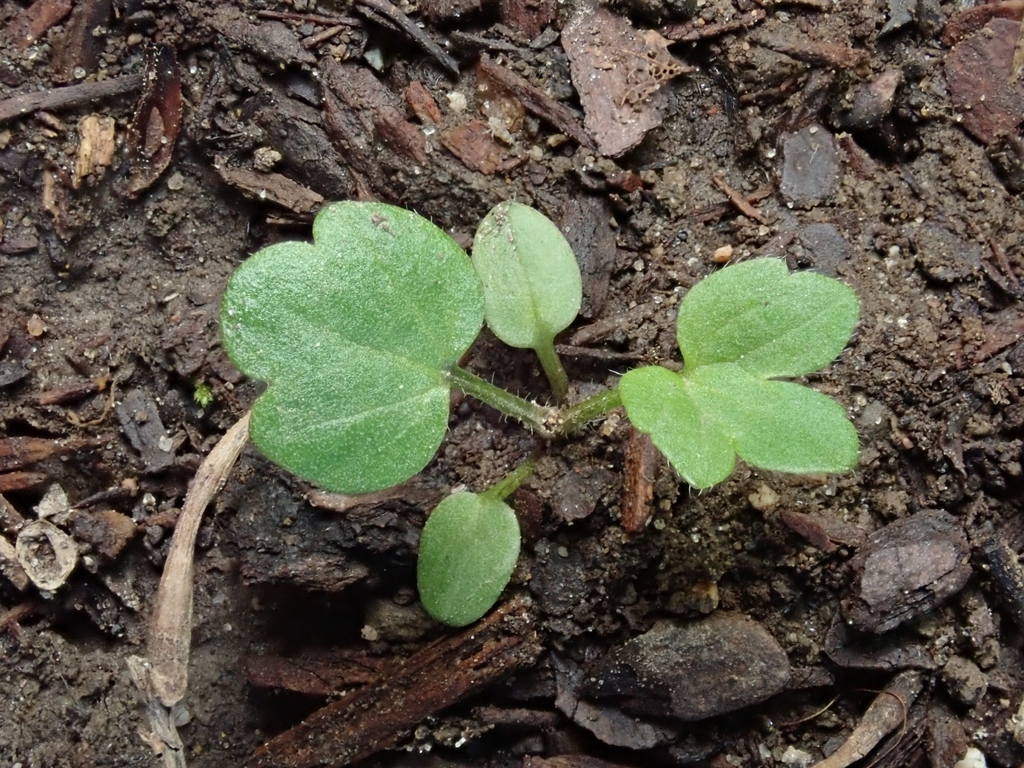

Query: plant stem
[559,387,623,435]
[534,340,569,404]
[445,365,556,437]
[482,451,539,502]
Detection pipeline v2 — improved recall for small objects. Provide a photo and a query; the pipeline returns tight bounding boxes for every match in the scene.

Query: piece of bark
[245,595,541,768]
[0,472,48,493]
[944,18,1024,146]
[4,0,73,50]
[584,613,791,722]
[240,553,369,592]
[554,654,677,749]
[559,196,615,318]
[753,31,869,73]
[0,74,144,125]
[215,163,325,214]
[477,55,593,149]
[0,436,99,472]
[242,650,386,696]
[942,0,1024,46]
[661,9,765,42]
[622,427,656,533]
[209,7,315,66]
[116,388,176,473]
[562,6,691,157]
[404,81,442,124]
[36,376,102,405]
[841,510,972,634]
[51,0,111,82]
[73,114,116,188]
[442,120,506,174]
[252,93,354,201]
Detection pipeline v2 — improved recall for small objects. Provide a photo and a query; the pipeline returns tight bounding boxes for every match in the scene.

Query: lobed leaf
[471,201,582,350]
[676,258,860,378]
[417,491,521,626]
[620,258,860,488]
[220,201,484,493]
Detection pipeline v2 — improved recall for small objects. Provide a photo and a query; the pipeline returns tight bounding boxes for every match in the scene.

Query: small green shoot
[472,201,582,401]
[193,382,214,408]
[619,258,860,488]
[220,202,484,493]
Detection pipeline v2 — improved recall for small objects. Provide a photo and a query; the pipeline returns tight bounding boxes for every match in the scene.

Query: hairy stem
[482,451,539,502]
[534,340,569,404]
[559,387,623,435]
[446,366,556,437]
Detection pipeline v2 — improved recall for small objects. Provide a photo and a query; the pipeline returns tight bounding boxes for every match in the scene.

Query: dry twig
[129,413,251,767]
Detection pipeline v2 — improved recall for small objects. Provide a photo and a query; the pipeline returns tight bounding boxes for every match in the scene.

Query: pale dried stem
[128,412,250,768]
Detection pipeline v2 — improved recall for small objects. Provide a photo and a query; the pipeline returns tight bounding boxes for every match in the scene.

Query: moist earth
[2,1,1024,767]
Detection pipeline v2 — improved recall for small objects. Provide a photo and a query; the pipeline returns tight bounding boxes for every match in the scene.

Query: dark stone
[780,125,839,208]
[584,612,791,721]
[841,510,972,633]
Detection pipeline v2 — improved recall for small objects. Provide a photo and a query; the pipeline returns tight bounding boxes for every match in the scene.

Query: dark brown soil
[2,0,1024,766]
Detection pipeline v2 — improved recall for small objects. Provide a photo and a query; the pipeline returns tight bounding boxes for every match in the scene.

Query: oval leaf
[677,258,860,378]
[417,491,521,626]
[221,202,484,493]
[472,201,582,349]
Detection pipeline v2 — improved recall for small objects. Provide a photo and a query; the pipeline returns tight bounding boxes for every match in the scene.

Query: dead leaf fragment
[119,44,182,198]
[562,6,691,157]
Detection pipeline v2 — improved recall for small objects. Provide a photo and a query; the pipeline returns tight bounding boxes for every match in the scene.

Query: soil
[2,0,1024,767]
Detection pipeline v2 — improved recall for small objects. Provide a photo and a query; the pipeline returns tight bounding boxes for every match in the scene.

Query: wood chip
[621,427,656,533]
[73,114,116,188]
[245,596,541,768]
[441,119,507,174]
[0,436,99,473]
[0,74,144,125]
[215,163,325,214]
[3,0,73,50]
[477,54,594,150]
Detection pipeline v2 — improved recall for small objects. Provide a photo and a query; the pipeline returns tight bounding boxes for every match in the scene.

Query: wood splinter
[245,595,541,768]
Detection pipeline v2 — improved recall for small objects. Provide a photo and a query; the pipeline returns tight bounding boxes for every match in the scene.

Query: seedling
[220,201,860,626]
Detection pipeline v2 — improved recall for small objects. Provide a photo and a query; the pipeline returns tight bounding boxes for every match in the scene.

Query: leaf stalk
[446,366,557,437]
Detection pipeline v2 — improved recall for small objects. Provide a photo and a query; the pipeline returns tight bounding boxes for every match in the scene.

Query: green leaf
[471,201,582,350]
[619,366,735,488]
[220,201,484,493]
[417,491,521,626]
[677,258,860,378]
[620,259,860,489]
